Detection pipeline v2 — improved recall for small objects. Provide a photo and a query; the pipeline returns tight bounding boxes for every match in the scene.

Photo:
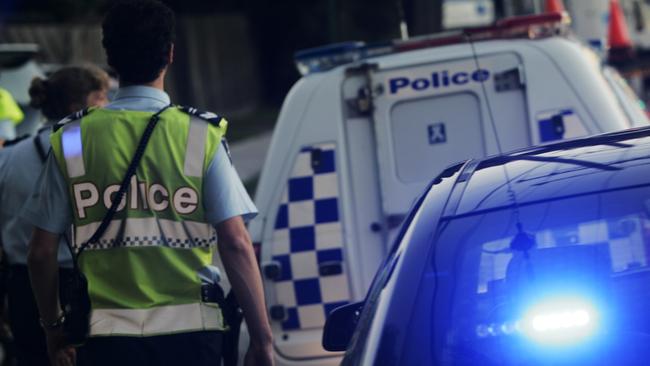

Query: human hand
[244,342,274,366]
[45,328,76,366]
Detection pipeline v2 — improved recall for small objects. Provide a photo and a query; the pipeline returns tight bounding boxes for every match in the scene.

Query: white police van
[244,12,648,366]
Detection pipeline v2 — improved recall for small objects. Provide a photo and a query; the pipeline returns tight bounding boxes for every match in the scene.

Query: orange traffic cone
[544,0,565,13]
[608,0,634,63]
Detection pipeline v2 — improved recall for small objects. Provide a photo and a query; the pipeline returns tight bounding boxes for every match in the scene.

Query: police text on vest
[73,176,198,219]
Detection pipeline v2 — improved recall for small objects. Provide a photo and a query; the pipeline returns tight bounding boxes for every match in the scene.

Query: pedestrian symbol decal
[428,123,447,144]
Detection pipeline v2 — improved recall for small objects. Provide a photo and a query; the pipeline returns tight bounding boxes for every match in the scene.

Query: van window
[390,92,484,183]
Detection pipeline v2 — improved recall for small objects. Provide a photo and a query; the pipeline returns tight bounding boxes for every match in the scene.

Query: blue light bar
[294,41,366,76]
[475,296,601,348]
[294,13,568,76]
[520,297,599,346]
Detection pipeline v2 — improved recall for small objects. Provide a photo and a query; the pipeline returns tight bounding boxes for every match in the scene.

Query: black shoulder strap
[177,105,224,126]
[33,134,48,163]
[2,134,29,147]
[53,108,94,133]
[68,104,171,263]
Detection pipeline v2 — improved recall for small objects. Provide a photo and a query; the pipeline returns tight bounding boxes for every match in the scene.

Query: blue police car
[323,126,650,365]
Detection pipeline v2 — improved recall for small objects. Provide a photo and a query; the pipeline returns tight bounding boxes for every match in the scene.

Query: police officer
[24,1,274,366]
[0,87,24,146]
[0,65,109,366]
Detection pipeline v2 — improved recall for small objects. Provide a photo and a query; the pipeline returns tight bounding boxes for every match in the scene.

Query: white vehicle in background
[567,0,650,50]
[0,43,45,136]
[243,12,648,366]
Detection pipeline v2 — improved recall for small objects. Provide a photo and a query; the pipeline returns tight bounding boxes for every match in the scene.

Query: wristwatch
[40,312,66,330]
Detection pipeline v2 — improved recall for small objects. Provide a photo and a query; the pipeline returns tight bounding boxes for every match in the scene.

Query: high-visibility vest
[50,106,228,337]
[0,88,24,124]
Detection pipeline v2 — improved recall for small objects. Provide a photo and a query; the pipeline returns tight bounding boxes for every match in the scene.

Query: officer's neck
[143,77,165,91]
[120,69,166,91]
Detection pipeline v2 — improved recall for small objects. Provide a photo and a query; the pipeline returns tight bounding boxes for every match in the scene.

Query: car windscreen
[402,183,650,365]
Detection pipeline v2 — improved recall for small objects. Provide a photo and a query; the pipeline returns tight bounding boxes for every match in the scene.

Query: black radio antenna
[396,0,409,40]
[465,32,534,253]
[466,32,504,155]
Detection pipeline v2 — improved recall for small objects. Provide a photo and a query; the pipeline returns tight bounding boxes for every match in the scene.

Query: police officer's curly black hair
[102,0,175,84]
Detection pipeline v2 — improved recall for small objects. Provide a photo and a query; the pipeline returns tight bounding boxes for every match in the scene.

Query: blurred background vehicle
[326,125,650,366]
[250,9,649,365]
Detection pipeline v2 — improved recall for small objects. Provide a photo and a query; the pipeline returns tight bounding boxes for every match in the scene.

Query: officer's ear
[169,43,175,65]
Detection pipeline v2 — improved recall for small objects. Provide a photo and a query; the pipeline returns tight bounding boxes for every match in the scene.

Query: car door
[369,52,529,238]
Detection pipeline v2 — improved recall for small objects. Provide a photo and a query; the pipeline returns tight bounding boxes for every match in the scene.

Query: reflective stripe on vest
[0,88,24,124]
[74,217,216,250]
[184,116,208,177]
[60,115,210,180]
[90,302,223,336]
[61,121,86,178]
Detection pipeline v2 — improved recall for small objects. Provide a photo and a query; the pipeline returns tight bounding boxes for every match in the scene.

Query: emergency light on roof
[474,296,600,346]
[520,297,599,346]
[294,12,569,76]
[294,42,366,76]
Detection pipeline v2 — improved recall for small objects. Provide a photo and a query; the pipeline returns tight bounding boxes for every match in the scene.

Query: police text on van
[389,69,490,94]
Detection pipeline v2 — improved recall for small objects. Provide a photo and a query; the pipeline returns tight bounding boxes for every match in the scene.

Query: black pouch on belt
[201,283,226,305]
[61,269,91,346]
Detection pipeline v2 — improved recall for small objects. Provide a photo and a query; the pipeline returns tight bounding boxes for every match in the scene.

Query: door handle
[262,261,282,281]
[319,261,343,276]
[370,214,406,232]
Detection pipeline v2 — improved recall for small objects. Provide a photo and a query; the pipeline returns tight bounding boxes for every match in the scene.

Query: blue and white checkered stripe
[480,216,650,292]
[575,216,648,271]
[270,143,351,331]
[74,217,216,251]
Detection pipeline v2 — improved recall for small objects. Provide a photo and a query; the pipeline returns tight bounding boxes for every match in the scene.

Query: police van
[244,12,648,366]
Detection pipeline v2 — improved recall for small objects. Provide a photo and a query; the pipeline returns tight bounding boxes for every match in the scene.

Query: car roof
[447,126,650,217]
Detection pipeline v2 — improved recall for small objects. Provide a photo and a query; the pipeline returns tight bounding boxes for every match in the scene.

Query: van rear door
[369,52,529,230]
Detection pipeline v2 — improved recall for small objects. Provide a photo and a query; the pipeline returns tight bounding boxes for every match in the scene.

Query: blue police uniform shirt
[0,119,15,141]
[21,86,257,235]
[0,127,73,267]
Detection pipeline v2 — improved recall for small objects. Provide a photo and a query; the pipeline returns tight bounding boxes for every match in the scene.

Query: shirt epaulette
[2,134,29,147]
[177,106,224,127]
[53,108,94,132]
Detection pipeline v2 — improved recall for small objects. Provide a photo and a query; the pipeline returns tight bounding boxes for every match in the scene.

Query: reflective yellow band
[0,88,24,124]
[74,217,216,251]
[89,302,224,336]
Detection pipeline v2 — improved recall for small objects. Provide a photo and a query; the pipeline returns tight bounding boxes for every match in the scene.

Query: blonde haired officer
[23,1,273,366]
[0,65,109,366]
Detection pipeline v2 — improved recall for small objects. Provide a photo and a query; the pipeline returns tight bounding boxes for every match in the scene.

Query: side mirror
[322,301,364,352]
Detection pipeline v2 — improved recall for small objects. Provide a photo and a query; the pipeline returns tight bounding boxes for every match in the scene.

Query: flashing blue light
[294,42,365,75]
[475,296,601,347]
[293,41,398,75]
[520,297,598,346]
